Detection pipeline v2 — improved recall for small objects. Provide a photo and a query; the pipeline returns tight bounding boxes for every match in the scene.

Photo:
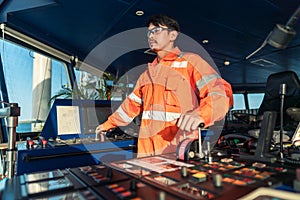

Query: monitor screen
[41,99,123,139]
[82,106,113,134]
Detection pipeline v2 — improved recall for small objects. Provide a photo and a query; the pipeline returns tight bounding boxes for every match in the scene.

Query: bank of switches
[3,154,300,200]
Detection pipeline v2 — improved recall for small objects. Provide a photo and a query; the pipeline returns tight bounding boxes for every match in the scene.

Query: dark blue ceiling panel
[0,0,300,85]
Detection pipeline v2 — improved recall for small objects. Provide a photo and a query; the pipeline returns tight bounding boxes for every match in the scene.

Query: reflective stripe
[142,110,181,122]
[171,61,187,68]
[128,92,142,104]
[116,107,133,123]
[196,74,220,90]
[208,91,227,98]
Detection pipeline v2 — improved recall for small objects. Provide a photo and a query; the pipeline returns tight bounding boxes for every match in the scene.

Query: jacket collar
[150,47,182,65]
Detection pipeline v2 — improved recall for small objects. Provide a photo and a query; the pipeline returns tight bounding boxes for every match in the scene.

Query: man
[96,14,233,157]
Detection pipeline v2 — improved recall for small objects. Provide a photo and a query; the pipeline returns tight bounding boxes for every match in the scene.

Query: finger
[179,115,190,131]
[178,115,186,130]
[177,115,183,127]
[191,119,201,131]
[184,118,195,132]
[95,126,100,134]
[95,125,105,134]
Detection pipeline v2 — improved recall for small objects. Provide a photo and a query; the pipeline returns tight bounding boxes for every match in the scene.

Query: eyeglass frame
[147,27,172,37]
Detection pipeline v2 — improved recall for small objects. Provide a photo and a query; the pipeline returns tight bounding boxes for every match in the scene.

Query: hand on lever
[177,110,204,132]
[95,124,108,142]
[95,124,107,134]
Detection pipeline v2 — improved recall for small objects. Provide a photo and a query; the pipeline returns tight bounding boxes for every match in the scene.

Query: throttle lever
[198,123,205,158]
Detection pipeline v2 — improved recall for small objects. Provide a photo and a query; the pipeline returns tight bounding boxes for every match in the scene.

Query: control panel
[16,135,136,175]
[4,153,300,200]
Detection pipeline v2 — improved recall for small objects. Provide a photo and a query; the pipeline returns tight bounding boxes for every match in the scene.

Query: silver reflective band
[171,61,188,68]
[208,92,227,98]
[128,93,142,104]
[196,74,220,91]
[142,110,181,122]
[116,107,133,123]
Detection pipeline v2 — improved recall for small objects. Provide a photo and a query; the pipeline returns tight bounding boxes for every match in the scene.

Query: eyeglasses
[147,27,170,37]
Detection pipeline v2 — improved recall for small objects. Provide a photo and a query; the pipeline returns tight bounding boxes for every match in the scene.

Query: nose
[148,38,155,45]
[147,31,154,38]
[148,34,153,41]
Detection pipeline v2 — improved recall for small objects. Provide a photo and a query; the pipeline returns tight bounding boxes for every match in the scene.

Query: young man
[96,14,233,157]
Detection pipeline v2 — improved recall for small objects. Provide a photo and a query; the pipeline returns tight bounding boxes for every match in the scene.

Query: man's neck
[156,46,175,62]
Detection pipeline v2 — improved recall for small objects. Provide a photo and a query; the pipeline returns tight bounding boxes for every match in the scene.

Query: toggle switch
[39,136,48,148]
[130,179,137,191]
[213,173,223,188]
[26,137,34,149]
[106,167,113,178]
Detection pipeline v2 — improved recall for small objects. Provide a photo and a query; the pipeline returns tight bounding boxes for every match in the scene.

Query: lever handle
[199,122,205,128]
[198,123,205,158]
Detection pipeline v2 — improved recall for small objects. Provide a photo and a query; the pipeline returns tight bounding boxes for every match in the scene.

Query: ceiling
[1,0,300,90]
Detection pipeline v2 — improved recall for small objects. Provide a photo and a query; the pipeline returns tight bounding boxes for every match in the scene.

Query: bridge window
[0,39,70,138]
[232,94,245,110]
[248,93,264,109]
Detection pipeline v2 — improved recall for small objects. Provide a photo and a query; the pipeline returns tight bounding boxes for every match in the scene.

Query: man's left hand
[177,110,204,132]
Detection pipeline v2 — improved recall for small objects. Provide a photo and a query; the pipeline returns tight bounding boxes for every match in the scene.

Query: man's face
[147,23,173,52]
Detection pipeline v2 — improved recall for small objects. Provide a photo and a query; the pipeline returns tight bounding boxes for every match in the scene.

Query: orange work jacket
[101,47,233,157]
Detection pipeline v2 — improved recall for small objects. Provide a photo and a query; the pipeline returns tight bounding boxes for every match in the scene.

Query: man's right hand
[95,124,107,135]
[95,124,107,142]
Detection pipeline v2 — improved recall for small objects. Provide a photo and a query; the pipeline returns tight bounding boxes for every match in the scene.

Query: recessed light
[202,39,209,44]
[136,10,144,16]
[251,59,276,67]
[224,60,230,66]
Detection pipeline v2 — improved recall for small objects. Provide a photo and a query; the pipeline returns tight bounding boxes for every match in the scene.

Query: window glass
[248,93,264,109]
[73,69,112,100]
[1,40,70,132]
[232,94,245,110]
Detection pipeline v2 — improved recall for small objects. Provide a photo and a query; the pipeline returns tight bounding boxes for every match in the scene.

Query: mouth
[149,44,157,51]
[148,40,156,46]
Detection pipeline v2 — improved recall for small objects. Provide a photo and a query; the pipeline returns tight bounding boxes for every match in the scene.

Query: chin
[150,47,159,52]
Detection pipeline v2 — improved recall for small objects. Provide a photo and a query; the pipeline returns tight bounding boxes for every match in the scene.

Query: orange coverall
[101,47,233,157]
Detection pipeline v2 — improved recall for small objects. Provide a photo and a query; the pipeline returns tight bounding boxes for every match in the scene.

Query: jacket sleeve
[101,79,143,131]
[185,53,233,127]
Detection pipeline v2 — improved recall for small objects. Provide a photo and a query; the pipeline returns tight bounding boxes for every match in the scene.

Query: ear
[169,30,178,41]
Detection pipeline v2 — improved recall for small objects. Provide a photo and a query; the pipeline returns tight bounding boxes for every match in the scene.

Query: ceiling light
[202,39,209,44]
[224,60,230,66]
[251,59,276,67]
[136,10,144,16]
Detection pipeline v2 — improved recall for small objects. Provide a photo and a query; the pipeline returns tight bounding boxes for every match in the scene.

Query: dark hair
[147,14,180,32]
